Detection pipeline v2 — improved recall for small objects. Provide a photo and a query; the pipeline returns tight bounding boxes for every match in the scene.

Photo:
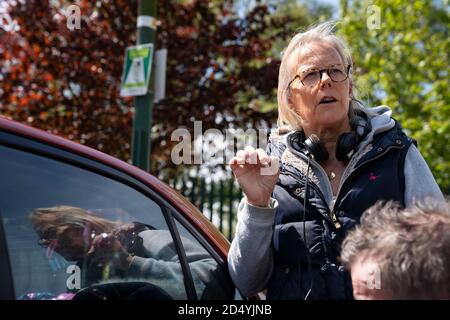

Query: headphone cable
[303,155,313,300]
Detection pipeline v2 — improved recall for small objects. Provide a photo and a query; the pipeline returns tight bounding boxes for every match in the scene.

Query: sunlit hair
[341,198,450,299]
[30,206,119,238]
[277,21,367,129]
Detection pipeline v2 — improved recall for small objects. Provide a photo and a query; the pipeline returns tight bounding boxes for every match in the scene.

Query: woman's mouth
[319,96,338,105]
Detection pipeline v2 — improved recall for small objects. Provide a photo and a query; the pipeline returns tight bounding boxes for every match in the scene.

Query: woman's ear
[287,95,293,107]
[286,90,295,109]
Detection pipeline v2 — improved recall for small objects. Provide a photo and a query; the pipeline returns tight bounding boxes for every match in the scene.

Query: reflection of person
[31,206,230,299]
[228,21,444,299]
[341,199,450,300]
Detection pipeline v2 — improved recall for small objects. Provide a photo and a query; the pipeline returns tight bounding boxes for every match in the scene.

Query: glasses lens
[302,71,320,86]
[329,67,347,82]
[37,227,59,245]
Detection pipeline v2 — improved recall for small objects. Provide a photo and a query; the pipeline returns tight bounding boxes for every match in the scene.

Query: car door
[0,128,235,300]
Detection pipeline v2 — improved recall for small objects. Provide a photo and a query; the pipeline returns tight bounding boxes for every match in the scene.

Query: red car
[0,116,239,300]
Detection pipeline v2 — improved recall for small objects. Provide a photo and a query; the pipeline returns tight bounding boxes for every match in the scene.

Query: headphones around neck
[288,114,371,162]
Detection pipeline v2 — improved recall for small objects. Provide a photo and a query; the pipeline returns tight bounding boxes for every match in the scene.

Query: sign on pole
[153,48,167,103]
[120,43,154,97]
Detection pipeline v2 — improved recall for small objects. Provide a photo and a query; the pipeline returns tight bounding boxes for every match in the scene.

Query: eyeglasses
[37,227,59,247]
[288,64,351,88]
[37,224,88,247]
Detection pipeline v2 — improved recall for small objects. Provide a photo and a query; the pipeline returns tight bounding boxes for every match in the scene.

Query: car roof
[0,116,230,258]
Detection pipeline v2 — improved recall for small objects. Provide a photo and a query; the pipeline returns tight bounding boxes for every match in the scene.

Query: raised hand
[87,232,132,271]
[229,146,279,208]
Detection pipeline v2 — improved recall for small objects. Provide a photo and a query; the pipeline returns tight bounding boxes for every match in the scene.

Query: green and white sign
[120,43,154,97]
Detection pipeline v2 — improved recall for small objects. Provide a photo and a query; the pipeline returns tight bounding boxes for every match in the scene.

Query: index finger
[255,148,270,166]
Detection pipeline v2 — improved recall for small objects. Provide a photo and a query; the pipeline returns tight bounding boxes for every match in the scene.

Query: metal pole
[131,0,157,171]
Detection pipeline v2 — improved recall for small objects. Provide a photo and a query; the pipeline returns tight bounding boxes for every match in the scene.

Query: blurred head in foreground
[341,198,450,300]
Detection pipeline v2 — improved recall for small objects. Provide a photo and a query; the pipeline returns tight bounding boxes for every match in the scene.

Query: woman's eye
[304,71,318,79]
[331,68,344,75]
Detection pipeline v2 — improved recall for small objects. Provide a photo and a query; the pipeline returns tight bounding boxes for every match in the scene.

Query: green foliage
[338,0,450,193]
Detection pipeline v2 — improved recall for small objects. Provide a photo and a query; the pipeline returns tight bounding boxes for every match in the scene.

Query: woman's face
[288,41,352,130]
[40,224,92,261]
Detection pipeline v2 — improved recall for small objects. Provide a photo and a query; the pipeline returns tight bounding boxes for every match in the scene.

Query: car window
[0,145,190,300]
[174,220,235,300]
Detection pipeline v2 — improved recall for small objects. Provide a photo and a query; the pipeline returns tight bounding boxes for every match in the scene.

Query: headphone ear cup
[288,130,304,152]
[336,133,358,162]
[305,134,329,162]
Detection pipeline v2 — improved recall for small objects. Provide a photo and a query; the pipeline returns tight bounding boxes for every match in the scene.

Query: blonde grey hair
[30,206,119,235]
[341,198,450,299]
[277,21,365,129]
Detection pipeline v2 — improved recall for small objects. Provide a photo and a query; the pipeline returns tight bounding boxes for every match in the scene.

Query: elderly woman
[228,22,444,300]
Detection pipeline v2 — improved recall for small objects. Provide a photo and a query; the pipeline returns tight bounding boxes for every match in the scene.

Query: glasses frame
[287,64,351,89]
[37,223,88,247]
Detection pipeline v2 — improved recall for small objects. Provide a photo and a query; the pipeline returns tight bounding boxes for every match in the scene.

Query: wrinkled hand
[88,232,132,271]
[229,146,279,208]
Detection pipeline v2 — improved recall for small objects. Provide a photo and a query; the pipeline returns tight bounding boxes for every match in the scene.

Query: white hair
[277,21,368,129]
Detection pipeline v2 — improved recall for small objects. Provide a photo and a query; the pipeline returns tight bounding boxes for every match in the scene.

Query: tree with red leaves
[0,0,323,175]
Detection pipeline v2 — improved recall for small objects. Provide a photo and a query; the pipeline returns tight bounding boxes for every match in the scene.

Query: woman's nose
[319,71,332,87]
